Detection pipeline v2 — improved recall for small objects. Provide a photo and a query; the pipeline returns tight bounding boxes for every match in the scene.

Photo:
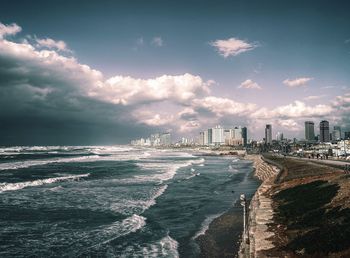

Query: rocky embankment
[240,155,279,258]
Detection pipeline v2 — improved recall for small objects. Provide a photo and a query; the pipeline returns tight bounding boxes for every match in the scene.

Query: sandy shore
[239,154,279,258]
[196,206,244,258]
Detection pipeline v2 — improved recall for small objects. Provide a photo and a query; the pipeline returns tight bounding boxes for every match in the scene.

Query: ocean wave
[88,214,146,251]
[192,212,225,240]
[120,235,179,258]
[0,150,151,171]
[110,185,168,215]
[135,157,204,183]
[0,155,101,171]
[102,214,146,239]
[0,173,90,193]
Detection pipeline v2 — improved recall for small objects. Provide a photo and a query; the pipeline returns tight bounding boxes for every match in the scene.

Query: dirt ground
[260,155,350,257]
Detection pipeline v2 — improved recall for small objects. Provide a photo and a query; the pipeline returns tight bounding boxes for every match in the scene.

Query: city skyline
[0,0,350,145]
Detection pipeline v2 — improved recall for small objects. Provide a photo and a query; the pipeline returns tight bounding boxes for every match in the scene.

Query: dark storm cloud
[0,43,154,145]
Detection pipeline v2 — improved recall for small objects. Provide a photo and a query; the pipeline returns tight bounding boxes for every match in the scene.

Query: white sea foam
[110,185,168,215]
[0,148,151,171]
[102,214,146,239]
[120,235,179,258]
[0,155,101,171]
[192,212,225,240]
[185,173,196,180]
[135,157,204,184]
[89,214,146,250]
[0,173,90,193]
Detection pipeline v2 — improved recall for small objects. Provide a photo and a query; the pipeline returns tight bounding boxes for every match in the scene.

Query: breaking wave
[0,173,89,192]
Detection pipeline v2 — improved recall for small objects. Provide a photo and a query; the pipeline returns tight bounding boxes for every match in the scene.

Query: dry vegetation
[261,154,350,257]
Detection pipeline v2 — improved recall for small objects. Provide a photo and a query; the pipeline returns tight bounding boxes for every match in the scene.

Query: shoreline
[239,154,280,258]
[195,154,261,258]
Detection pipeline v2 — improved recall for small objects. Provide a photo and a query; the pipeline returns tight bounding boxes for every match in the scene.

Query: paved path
[287,156,350,168]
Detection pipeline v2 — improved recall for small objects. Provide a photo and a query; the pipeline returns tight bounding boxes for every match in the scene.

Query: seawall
[239,154,280,258]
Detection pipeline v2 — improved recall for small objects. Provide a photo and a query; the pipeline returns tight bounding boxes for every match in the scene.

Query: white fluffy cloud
[276,119,301,131]
[210,37,257,58]
[132,109,175,126]
[192,96,257,117]
[283,77,313,87]
[36,37,71,52]
[251,101,333,119]
[151,36,163,47]
[0,22,21,38]
[98,73,212,105]
[238,79,262,90]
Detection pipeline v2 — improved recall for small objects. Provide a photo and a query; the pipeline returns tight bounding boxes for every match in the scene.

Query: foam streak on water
[0,173,90,192]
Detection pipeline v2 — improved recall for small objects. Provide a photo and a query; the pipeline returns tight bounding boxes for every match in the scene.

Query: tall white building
[276,132,283,141]
[204,130,209,145]
[160,133,171,146]
[212,125,224,145]
[234,126,242,140]
[224,129,231,145]
[199,132,205,145]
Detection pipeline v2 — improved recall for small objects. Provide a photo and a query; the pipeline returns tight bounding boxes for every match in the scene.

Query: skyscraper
[333,126,341,141]
[199,132,205,145]
[212,125,224,145]
[305,121,315,141]
[204,130,209,145]
[345,131,350,140]
[265,124,272,145]
[276,132,283,141]
[242,127,247,147]
[320,120,330,142]
[160,132,171,146]
[207,128,213,145]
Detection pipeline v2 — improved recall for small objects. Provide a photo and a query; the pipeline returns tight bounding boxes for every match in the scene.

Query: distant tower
[320,120,330,142]
[265,124,272,145]
[333,126,341,141]
[305,121,315,142]
[345,131,350,140]
[199,132,205,145]
[276,132,283,141]
[207,128,213,145]
[242,127,248,147]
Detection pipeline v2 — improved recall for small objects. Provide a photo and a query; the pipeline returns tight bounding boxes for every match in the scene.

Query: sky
[0,0,349,145]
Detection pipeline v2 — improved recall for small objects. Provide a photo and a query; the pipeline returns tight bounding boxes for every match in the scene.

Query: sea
[0,146,260,257]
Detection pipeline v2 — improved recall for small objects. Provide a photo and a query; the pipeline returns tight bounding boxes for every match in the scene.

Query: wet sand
[196,206,243,258]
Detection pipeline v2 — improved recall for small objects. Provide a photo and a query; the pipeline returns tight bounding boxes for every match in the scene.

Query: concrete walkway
[287,155,350,168]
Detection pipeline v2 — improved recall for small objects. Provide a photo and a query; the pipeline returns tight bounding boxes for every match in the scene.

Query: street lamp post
[240,194,249,244]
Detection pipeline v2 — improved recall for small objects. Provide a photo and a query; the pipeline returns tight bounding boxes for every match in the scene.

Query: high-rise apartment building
[160,132,171,146]
[265,124,272,145]
[305,121,315,141]
[320,120,330,142]
[345,131,350,140]
[333,126,341,141]
[207,128,213,145]
[199,132,205,145]
[242,127,247,147]
[212,125,224,145]
[276,132,283,141]
[204,130,209,145]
